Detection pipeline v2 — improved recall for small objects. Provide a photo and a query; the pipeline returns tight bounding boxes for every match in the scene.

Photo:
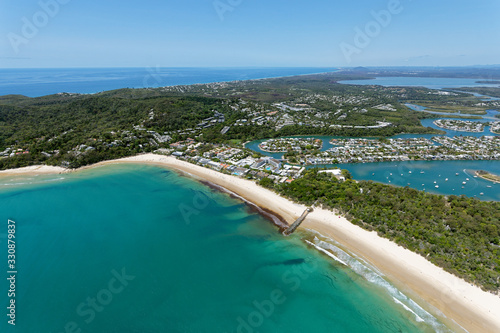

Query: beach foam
[1,153,498,332]
[308,234,449,332]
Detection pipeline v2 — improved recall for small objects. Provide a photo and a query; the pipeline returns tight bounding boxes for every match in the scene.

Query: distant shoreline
[476,80,500,84]
[1,154,500,332]
[0,67,337,98]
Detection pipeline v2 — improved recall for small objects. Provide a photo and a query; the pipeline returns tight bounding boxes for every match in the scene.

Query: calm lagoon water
[338,77,500,89]
[336,160,500,201]
[405,104,500,122]
[246,135,500,201]
[245,82,499,201]
[0,164,449,332]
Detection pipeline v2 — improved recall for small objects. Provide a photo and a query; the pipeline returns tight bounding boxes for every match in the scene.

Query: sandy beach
[0,165,68,175]
[2,153,500,332]
[475,170,500,184]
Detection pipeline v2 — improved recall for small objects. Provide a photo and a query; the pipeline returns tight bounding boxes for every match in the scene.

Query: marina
[246,139,500,201]
[246,84,500,202]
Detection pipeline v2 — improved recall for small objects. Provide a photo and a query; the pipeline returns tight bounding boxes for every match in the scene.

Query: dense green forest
[261,169,500,292]
[0,94,231,169]
[0,73,453,170]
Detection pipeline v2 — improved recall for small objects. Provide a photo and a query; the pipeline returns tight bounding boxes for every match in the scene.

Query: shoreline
[0,68,336,98]
[1,154,500,332]
[0,164,69,175]
[475,170,500,184]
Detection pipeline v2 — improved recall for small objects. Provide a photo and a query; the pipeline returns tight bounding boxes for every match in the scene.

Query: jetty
[283,207,313,236]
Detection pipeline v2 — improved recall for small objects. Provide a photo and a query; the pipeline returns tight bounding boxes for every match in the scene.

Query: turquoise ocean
[0,164,451,333]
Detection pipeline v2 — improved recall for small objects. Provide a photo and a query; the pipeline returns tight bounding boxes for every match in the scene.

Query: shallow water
[0,164,449,332]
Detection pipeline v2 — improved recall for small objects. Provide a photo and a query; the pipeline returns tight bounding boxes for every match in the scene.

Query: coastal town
[4,72,500,173]
[259,137,323,152]
[255,136,500,166]
[168,98,396,137]
[433,119,500,133]
[491,121,500,134]
[158,142,307,183]
[3,127,498,184]
[106,133,492,188]
[0,92,398,165]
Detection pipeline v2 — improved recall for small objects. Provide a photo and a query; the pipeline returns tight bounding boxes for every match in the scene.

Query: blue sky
[1,0,499,68]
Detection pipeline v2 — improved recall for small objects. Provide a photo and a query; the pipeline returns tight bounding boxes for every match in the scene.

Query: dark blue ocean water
[0,67,335,97]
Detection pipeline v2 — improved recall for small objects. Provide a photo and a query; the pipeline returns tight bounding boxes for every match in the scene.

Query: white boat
[466,178,470,181]
[435,185,439,188]
[480,192,484,196]
[409,171,412,174]
[462,181,467,185]
[445,178,448,181]
[456,173,459,176]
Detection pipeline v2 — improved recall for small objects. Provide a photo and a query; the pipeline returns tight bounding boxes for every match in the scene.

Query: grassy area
[429,114,483,120]
[453,87,500,98]
[228,139,243,145]
[411,102,487,115]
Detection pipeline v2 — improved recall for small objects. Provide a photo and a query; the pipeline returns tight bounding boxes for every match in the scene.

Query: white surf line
[306,232,452,332]
[392,297,425,323]
[305,240,347,266]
